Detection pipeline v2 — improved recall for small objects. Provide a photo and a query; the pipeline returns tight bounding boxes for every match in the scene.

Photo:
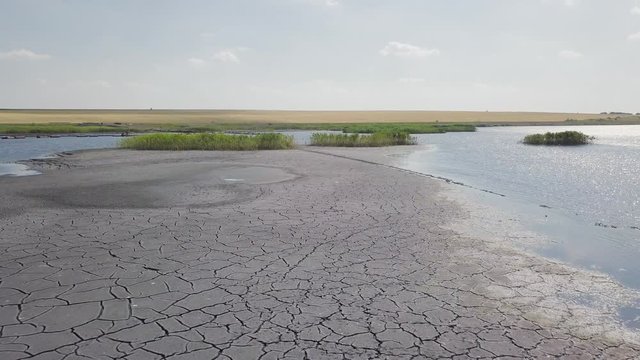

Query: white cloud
[188,57,207,67]
[325,0,339,6]
[212,50,240,63]
[628,32,640,41]
[380,42,440,58]
[631,6,640,15]
[558,49,583,59]
[0,48,51,61]
[564,0,580,6]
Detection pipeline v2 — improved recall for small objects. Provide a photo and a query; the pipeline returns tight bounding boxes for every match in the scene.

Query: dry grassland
[0,109,604,125]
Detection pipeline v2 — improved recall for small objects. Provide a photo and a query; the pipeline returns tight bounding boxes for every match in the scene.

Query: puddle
[620,305,640,330]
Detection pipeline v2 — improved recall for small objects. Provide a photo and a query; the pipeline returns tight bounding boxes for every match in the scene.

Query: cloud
[380,42,440,58]
[628,32,640,41]
[325,0,339,6]
[188,57,207,67]
[0,49,51,61]
[563,0,580,6]
[558,49,583,59]
[631,6,640,15]
[212,49,240,63]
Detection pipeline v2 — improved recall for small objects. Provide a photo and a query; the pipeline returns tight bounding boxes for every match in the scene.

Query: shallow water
[397,125,640,291]
[0,132,329,176]
[0,136,123,176]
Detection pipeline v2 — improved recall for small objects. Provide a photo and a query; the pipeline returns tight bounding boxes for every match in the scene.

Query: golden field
[0,109,608,125]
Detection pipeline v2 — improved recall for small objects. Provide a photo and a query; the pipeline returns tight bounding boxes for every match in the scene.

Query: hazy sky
[1,0,640,112]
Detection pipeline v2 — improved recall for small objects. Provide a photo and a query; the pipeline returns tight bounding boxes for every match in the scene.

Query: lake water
[396,125,640,293]
[0,131,332,176]
[0,136,123,176]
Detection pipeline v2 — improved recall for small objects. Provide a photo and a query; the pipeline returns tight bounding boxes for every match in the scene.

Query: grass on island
[310,131,417,147]
[120,133,295,151]
[523,131,594,145]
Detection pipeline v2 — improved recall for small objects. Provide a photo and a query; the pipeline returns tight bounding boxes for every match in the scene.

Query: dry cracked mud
[0,148,639,359]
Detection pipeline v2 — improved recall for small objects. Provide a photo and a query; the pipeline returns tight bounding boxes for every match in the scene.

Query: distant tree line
[600,111,640,115]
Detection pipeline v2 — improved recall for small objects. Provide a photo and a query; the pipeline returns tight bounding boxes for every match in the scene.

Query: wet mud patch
[16,163,298,209]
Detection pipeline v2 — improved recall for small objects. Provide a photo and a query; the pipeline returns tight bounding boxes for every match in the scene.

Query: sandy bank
[0,148,638,359]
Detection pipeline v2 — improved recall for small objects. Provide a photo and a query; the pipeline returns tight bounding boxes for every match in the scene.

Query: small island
[120,133,295,150]
[523,131,594,145]
[310,131,416,147]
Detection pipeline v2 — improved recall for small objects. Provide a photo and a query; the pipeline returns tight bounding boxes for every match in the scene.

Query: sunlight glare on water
[400,125,640,290]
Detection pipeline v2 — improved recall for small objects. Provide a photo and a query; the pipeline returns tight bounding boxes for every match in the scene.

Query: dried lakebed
[0,149,639,359]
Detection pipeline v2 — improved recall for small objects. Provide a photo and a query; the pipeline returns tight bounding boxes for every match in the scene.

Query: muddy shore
[0,148,638,359]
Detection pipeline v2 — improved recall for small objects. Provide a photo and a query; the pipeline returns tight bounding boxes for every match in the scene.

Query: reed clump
[120,133,295,150]
[310,131,417,147]
[523,131,594,145]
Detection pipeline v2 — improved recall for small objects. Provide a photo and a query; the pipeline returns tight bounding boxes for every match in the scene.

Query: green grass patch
[120,133,295,151]
[0,123,130,134]
[310,132,417,147]
[523,131,594,145]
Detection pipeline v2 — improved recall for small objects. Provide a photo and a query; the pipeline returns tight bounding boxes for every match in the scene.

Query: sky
[1,0,639,112]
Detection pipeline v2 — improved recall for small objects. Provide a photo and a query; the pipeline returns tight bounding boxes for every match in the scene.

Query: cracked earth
[0,149,639,359]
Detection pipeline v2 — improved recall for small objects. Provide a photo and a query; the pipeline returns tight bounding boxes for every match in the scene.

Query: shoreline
[1,148,639,357]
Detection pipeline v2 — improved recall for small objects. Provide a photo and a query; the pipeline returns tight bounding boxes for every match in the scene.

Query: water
[396,125,640,290]
[0,132,328,176]
[0,136,122,176]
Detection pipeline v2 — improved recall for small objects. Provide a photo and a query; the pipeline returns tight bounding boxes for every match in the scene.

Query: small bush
[120,133,295,150]
[309,131,417,147]
[523,131,594,145]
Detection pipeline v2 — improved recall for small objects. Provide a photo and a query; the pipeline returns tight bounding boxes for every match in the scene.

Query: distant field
[0,109,613,125]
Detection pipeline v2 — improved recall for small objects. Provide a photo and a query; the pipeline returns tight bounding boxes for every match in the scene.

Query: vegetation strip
[523,131,594,145]
[0,123,130,134]
[119,133,295,150]
[310,132,416,147]
[0,122,475,135]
